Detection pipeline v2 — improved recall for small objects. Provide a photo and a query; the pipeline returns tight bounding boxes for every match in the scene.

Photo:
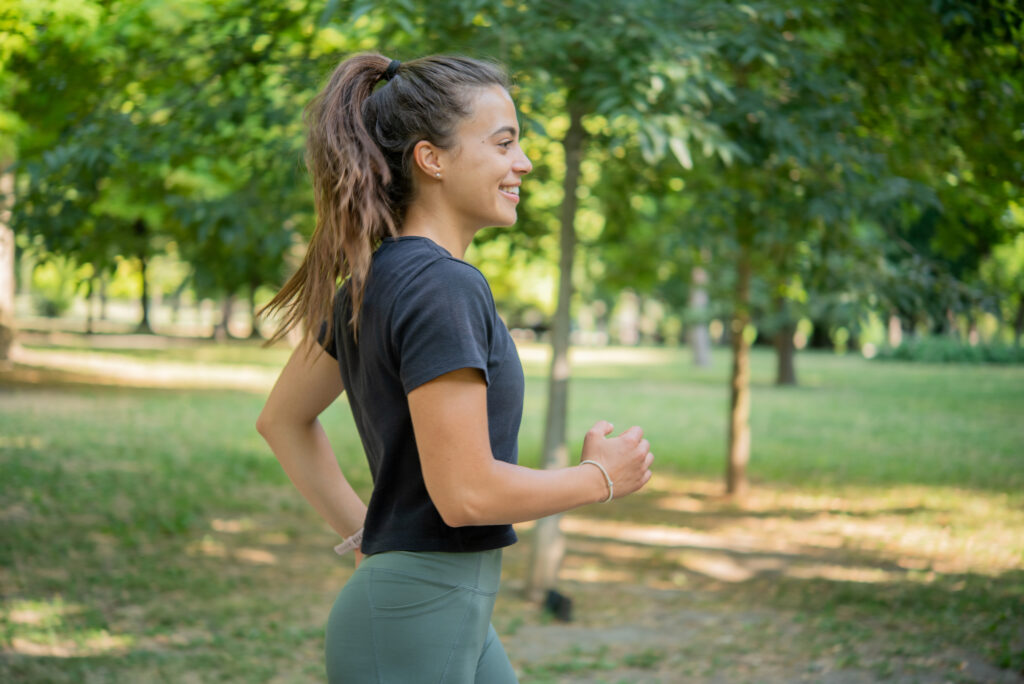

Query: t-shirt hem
[362,530,517,556]
[402,361,490,394]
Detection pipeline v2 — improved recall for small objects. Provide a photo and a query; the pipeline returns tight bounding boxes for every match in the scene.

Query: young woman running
[256,53,654,683]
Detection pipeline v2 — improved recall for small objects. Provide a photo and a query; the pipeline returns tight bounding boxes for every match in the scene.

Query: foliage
[5,0,327,303]
[873,336,1024,364]
[836,0,1024,328]
[3,0,1022,337]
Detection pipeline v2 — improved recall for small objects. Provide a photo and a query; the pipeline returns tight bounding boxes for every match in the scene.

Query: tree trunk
[99,275,108,320]
[616,290,640,345]
[213,295,235,341]
[248,281,262,339]
[1014,292,1024,349]
[774,316,797,387]
[689,264,711,367]
[134,219,153,334]
[808,319,831,349]
[726,244,752,498]
[0,170,15,361]
[945,308,958,340]
[526,102,585,604]
[137,253,153,333]
[85,276,95,335]
[887,312,902,348]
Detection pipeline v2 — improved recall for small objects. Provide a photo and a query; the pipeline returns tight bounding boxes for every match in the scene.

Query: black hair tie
[382,59,401,82]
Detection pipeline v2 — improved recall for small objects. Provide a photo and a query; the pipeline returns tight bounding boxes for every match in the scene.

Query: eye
[498,140,513,149]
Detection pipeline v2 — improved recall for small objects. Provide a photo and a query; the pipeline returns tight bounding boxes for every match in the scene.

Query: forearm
[259,418,366,538]
[446,460,607,527]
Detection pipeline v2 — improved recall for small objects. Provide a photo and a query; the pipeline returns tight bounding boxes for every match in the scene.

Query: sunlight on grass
[13,346,278,391]
[3,597,134,658]
[211,517,256,533]
[560,566,636,583]
[516,342,678,367]
[186,535,279,565]
[786,564,903,583]
[0,436,44,449]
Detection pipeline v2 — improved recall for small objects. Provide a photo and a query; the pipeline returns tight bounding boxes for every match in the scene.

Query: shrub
[873,336,1024,364]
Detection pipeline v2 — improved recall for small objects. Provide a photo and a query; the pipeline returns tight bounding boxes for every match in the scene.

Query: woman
[256,53,654,683]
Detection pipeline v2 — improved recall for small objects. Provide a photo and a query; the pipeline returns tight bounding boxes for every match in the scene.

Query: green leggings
[325,549,519,683]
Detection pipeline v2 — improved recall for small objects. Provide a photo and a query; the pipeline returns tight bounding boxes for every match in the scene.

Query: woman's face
[438,86,533,232]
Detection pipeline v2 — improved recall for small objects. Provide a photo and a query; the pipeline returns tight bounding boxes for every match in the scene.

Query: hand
[580,421,653,502]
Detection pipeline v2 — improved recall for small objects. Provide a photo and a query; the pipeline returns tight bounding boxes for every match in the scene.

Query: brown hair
[260,53,509,347]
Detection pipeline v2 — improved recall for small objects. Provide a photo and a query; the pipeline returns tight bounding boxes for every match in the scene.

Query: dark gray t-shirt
[322,236,524,555]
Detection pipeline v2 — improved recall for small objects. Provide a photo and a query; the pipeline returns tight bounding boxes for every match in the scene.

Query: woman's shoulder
[381,237,491,295]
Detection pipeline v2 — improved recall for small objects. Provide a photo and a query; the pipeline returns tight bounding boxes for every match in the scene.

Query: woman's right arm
[407,367,653,528]
[256,337,367,543]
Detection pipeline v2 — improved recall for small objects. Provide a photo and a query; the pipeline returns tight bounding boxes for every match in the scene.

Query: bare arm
[408,368,653,528]
[256,338,366,541]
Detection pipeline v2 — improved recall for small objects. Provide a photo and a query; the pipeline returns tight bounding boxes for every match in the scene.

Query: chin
[498,211,518,227]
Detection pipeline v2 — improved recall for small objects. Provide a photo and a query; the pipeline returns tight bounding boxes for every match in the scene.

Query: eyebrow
[490,125,519,138]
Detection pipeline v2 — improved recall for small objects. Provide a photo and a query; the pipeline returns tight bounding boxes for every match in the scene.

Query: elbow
[436,492,487,528]
[439,510,470,528]
[439,508,472,528]
[439,509,475,529]
[255,408,275,440]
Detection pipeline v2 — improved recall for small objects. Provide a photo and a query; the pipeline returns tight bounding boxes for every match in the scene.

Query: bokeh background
[1,1,1022,682]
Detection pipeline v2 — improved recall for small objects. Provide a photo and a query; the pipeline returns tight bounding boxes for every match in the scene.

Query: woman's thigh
[325,550,514,683]
[474,623,518,683]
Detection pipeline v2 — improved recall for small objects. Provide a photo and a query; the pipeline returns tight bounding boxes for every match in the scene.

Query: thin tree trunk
[137,253,153,333]
[85,276,95,335]
[134,219,153,334]
[887,312,902,348]
[726,244,752,497]
[774,298,797,386]
[213,295,235,341]
[617,290,640,345]
[0,169,15,361]
[689,264,711,367]
[526,102,586,604]
[1014,292,1024,349]
[248,281,262,339]
[967,311,978,346]
[99,275,108,320]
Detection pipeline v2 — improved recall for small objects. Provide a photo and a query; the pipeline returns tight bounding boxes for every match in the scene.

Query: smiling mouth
[499,185,520,200]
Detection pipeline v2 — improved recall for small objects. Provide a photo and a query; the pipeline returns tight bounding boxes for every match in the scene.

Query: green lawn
[1,341,1022,682]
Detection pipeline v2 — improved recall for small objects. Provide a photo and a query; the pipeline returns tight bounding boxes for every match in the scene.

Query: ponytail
[261,52,508,347]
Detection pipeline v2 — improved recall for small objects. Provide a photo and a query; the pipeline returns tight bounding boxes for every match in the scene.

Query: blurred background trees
[3,0,1022,596]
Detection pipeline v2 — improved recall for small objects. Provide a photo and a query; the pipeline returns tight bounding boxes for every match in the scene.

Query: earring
[435,172,441,178]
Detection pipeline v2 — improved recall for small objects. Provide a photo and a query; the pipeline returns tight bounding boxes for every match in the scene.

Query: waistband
[361,549,503,593]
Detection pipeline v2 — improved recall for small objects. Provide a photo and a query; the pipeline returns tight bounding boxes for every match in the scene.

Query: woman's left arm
[256,337,367,544]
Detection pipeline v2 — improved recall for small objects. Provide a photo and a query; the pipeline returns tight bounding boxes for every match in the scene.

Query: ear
[412,140,443,179]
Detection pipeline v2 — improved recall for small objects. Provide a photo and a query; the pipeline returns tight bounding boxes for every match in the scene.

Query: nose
[514,148,532,175]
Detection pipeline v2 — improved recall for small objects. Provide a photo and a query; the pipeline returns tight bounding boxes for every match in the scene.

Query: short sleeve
[317,319,338,359]
[392,259,494,394]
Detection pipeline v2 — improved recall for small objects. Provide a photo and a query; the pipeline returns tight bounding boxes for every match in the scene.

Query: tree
[836,1,1024,339]
[7,1,325,334]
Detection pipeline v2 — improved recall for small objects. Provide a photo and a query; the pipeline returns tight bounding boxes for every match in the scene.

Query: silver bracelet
[580,460,614,503]
[333,527,363,556]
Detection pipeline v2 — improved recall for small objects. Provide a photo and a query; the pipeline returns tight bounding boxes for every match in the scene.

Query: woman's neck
[399,203,474,260]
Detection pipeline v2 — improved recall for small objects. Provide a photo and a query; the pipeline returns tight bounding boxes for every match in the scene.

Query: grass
[1,339,1023,682]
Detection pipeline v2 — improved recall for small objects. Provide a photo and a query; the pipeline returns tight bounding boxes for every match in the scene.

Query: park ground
[1,335,1022,683]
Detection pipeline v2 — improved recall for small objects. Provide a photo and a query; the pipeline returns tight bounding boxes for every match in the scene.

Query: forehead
[458,86,518,136]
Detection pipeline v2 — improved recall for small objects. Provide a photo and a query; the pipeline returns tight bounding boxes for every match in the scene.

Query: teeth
[500,186,519,195]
